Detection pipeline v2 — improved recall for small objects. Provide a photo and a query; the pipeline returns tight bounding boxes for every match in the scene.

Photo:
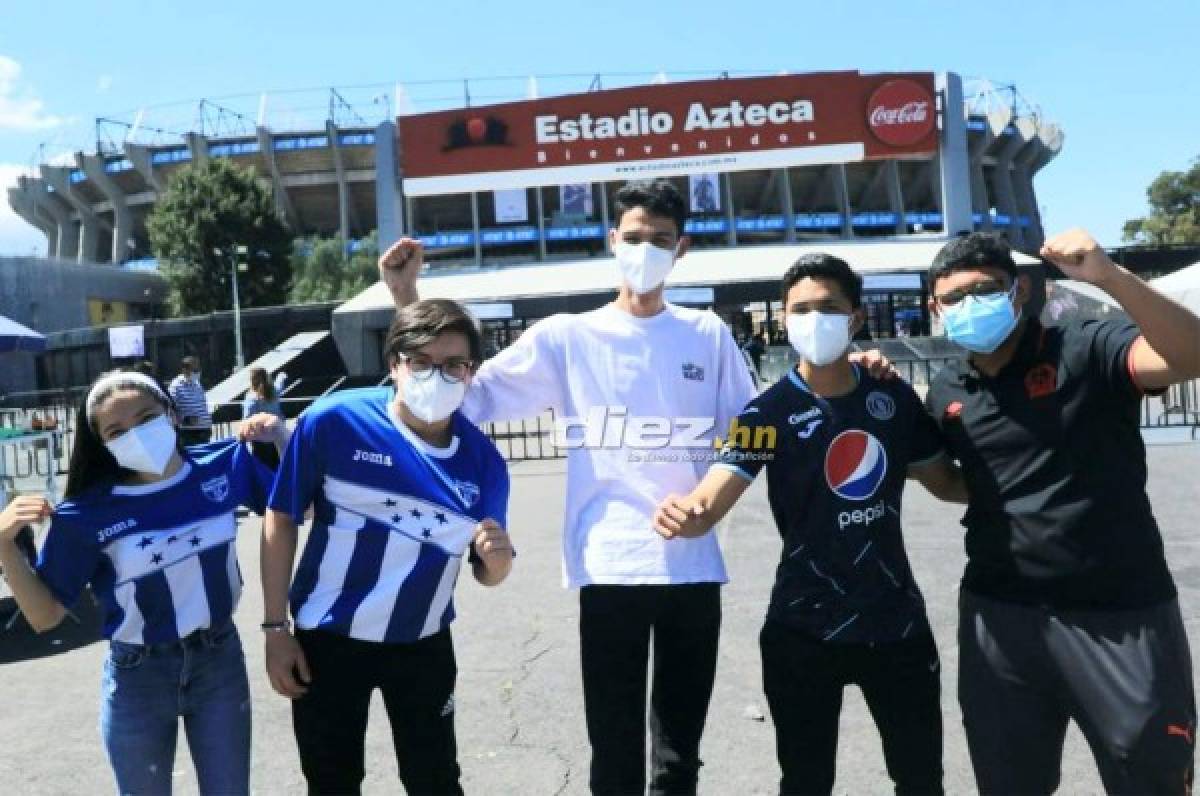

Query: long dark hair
[249,367,276,401]
[64,370,182,499]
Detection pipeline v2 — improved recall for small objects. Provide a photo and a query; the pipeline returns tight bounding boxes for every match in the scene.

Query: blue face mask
[941,285,1020,354]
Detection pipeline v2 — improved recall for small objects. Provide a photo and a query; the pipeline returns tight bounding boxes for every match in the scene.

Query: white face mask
[400,371,467,424]
[786,311,853,366]
[105,414,178,475]
[614,241,676,294]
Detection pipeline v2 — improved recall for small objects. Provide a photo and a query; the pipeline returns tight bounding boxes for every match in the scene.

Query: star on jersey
[374,495,471,552]
[105,515,238,588]
[325,476,477,557]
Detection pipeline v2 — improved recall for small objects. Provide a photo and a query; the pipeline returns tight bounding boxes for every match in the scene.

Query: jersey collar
[111,461,193,496]
[386,398,460,460]
[787,363,861,396]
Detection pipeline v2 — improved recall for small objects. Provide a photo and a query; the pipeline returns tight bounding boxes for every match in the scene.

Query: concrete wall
[0,257,168,396]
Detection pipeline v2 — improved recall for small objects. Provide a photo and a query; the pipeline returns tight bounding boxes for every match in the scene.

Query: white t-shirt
[462,302,757,587]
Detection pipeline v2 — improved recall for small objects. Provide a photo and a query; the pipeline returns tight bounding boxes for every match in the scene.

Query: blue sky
[1,0,1196,255]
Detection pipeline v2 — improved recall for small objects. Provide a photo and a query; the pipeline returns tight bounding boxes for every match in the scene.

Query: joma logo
[353,450,393,466]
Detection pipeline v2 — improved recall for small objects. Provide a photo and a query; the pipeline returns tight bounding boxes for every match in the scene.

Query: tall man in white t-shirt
[379,180,756,794]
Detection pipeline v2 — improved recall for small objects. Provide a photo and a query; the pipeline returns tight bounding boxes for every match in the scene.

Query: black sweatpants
[959,591,1196,795]
[579,583,721,796]
[292,628,462,796]
[759,619,944,796]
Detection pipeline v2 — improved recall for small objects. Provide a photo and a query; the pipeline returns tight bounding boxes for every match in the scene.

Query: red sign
[397,71,938,196]
[866,80,936,147]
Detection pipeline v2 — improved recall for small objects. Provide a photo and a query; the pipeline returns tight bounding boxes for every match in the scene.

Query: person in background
[743,331,766,378]
[244,367,285,468]
[168,356,212,446]
[926,230,1200,794]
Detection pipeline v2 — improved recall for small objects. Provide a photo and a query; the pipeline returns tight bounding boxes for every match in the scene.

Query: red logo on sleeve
[1024,364,1058,399]
[943,401,964,422]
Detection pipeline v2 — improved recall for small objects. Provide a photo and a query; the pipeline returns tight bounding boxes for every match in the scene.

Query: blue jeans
[100,621,252,795]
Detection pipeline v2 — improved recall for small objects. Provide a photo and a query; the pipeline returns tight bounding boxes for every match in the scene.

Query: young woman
[0,369,288,795]
[243,367,285,468]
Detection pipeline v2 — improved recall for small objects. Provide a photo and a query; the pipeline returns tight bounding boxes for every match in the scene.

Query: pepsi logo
[825,430,888,501]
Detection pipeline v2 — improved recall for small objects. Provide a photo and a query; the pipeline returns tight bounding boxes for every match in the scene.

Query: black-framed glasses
[397,353,474,384]
[934,279,1011,307]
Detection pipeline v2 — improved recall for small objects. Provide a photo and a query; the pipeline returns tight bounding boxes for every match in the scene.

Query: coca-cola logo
[866,80,935,147]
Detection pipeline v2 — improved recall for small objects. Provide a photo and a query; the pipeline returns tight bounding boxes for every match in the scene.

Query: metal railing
[4,369,1198,477]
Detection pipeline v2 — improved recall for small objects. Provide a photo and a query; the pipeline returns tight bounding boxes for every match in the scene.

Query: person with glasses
[260,299,515,795]
[925,230,1200,794]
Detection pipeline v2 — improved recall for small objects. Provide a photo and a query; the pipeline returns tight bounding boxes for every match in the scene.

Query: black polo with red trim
[927,317,1176,609]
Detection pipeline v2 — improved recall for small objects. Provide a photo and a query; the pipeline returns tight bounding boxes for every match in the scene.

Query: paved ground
[1,437,1198,794]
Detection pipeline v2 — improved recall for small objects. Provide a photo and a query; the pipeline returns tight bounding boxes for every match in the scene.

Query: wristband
[261,620,292,633]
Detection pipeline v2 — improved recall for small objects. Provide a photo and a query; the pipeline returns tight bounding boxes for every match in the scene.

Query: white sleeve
[713,318,758,441]
[461,316,567,424]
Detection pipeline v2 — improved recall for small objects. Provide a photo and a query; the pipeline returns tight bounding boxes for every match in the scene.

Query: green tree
[146,159,293,315]
[290,232,379,303]
[1123,156,1200,244]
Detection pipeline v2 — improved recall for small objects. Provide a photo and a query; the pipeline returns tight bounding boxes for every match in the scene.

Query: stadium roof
[336,237,1040,314]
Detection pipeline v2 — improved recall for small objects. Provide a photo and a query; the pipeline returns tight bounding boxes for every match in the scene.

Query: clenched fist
[1040,228,1118,287]
[472,518,513,585]
[0,495,52,541]
[654,494,708,539]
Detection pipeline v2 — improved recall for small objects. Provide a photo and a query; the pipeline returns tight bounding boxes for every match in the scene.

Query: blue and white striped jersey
[269,387,510,644]
[168,375,211,429]
[36,439,273,644]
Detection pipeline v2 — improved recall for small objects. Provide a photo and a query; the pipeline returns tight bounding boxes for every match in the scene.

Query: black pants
[959,591,1196,795]
[179,427,212,447]
[292,628,462,796]
[760,619,943,796]
[250,440,280,469]
[579,583,721,795]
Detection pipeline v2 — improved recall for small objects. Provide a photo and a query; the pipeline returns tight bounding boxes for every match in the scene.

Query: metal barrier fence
[0,398,80,482]
[4,371,1198,475]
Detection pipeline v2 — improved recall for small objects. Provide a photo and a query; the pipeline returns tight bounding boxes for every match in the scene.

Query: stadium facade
[8,70,1061,379]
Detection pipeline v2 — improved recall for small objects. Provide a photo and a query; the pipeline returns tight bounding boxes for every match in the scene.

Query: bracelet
[261,620,292,633]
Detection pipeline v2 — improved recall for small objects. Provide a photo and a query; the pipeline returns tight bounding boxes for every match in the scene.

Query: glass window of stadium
[539,184,608,261]
[897,159,942,234]
[788,164,845,240]
[860,273,929,340]
[727,170,788,246]
[407,193,476,270]
[478,188,540,267]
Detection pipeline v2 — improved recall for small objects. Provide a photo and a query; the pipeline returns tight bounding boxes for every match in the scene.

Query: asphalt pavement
[1,439,1198,794]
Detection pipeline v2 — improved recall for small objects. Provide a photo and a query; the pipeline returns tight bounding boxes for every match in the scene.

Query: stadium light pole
[213,244,249,371]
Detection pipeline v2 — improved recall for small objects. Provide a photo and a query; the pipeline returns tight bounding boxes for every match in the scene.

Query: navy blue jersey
[36,439,273,644]
[268,387,510,643]
[718,367,944,644]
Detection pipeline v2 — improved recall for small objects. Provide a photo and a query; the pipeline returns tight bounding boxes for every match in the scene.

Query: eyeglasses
[397,353,474,384]
[933,279,1011,307]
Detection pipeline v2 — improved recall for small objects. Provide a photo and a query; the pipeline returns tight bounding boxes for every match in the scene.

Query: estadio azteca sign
[399,71,937,197]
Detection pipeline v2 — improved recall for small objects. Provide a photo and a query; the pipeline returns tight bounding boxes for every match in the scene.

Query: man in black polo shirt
[926,230,1200,794]
[654,253,966,795]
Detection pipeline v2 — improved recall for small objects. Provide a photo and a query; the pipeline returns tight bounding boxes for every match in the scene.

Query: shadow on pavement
[0,591,103,664]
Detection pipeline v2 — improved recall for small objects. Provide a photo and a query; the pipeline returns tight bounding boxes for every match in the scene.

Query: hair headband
[84,372,169,428]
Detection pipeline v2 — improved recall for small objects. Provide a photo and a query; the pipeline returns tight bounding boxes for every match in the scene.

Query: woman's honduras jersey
[36,439,273,644]
[268,387,510,644]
